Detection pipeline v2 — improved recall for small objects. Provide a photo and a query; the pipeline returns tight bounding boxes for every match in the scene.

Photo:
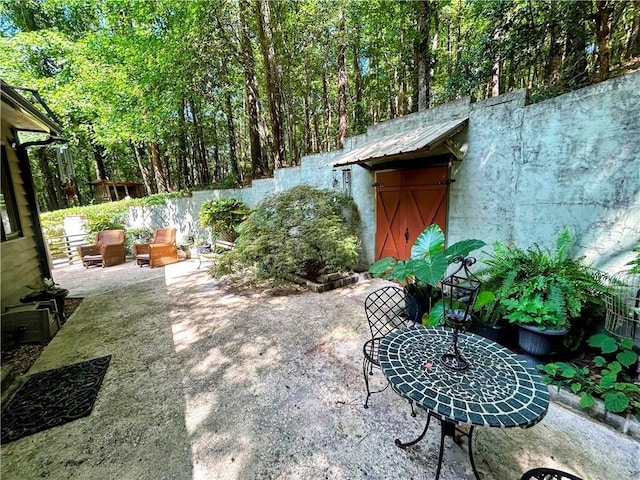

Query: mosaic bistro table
[379,325,549,480]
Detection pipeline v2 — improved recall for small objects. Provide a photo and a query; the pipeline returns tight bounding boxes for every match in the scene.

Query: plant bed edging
[548,386,640,441]
[288,272,371,293]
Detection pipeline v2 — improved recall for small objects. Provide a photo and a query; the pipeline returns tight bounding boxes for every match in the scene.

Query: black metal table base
[395,413,480,480]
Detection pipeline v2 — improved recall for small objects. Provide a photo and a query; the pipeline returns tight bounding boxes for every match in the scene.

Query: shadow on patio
[1,259,637,479]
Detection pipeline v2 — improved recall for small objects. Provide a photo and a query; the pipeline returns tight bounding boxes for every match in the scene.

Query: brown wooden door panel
[375,166,448,260]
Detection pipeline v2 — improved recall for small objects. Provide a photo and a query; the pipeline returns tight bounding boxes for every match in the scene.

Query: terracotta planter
[516,323,567,357]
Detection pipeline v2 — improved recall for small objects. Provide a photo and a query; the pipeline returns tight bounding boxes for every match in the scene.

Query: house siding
[1,121,45,307]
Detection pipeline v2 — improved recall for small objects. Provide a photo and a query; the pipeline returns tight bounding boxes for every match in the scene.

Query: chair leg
[363,356,371,409]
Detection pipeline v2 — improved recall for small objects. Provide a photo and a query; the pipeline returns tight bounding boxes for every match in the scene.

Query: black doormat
[1,355,111,444]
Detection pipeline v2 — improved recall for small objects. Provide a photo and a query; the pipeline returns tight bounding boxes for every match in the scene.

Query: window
[1,145,22,241]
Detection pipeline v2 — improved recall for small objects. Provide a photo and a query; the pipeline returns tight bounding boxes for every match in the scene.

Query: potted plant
[369,224,486,323]
[480,228,612,357]
[198,197,250,243]
[20,277,69,322]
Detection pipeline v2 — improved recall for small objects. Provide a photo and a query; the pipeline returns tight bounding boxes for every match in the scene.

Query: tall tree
[337,7,348,148]
[256,0,287,169]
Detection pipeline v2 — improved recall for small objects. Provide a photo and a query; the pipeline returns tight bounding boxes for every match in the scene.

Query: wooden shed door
[375,166,448,260]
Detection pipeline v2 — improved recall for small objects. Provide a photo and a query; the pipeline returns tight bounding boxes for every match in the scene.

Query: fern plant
[480,228,611,333]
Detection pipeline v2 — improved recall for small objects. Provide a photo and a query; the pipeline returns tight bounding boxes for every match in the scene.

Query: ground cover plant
[539,333,640,419]
[210,185,361,283]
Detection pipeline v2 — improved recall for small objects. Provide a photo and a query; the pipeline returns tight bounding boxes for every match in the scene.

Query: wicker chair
[363,286,419,409]
[77,229,126,268]
[520,468,583,480]
[134,227,179,268]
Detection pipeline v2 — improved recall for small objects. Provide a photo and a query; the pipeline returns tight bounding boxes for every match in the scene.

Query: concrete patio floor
[1,259,638,480]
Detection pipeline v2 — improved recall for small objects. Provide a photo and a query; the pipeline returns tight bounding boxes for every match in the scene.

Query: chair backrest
[364,286,419,339]
[520,468,583,480]
[97,230,125,246]
[153,228,176,245]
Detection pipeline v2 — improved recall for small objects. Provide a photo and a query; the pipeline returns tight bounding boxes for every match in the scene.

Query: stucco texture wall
[126,71,639,273]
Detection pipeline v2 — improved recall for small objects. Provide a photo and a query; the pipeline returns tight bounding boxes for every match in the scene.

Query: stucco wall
[127,71,639,274]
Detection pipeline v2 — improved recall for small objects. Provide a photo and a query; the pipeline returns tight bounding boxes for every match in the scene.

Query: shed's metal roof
[332,117,467,169]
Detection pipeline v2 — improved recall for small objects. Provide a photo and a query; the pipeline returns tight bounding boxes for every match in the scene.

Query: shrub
[212,185,361,282]
[198,198,249,242]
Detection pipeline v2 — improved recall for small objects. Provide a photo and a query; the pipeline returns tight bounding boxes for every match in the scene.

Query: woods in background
[1,0,638,211]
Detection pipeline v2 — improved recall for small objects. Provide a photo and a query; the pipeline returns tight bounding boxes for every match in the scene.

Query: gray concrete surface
[1,259,638,480]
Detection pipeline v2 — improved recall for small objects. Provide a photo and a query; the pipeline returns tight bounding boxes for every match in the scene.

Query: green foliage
[369,224,485,324]
[479,228,612,335]
[124,227,154,255]
[626,243,640,275]
[211,185,361,282]
[39,192,189,236]
[539,333,640,418]
[198,198,250,241]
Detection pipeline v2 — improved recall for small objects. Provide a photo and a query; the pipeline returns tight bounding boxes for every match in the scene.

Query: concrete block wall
[127,72,640,273]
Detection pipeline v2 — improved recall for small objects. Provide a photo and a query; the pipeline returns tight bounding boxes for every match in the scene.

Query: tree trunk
[92,143,107,181]
[416,0,431,110]
[239,0,265,179]
[563,1,589,88]
[337,8,347,149]
[256,0,287,168]
[594,0,611,82]
[35,149,60,210]
[546,0,563,87]
[222,62,241,184]
[190,98,210,185]
[322,63,331,151]
[132,142,152,195]
[148,141,167,193]
[352,43,365,134]
[212,114,221,182]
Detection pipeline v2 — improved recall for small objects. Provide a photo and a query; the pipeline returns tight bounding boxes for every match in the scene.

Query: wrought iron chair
[363,285,419,409]
[520,468,583,480]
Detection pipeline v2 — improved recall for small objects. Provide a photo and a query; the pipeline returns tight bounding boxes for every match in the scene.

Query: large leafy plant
[480,228,611,333]
[369,224,486,321]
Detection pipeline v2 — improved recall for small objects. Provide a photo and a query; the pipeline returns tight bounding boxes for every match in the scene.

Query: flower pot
[471,320,518,349]
[516,323,567,357]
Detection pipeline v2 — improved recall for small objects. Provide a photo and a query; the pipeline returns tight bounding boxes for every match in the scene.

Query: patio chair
[520,468,583,480]
[363,285,419,410]
[133,227,178,268]
[77,229,126,268]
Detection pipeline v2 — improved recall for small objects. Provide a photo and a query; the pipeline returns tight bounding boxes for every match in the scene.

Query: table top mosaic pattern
[379,325,549,429]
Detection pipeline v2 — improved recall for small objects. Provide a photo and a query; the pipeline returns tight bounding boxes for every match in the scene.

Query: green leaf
[560,366,578,378]
[579,393,595,408]
[368,257,396,277]
[474,290,495,310]
[410,224,444,259]
[587,333,618,354]
[607,362,622,374]
[426,300,444,326]
[599,374,617,389]
[619,337,635,350]
[616,350,638,368]
[593,356,607,367]
[443,239,486,263]
[604,392,629,413]
[570,382,582,394]
[411,254,449,287]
